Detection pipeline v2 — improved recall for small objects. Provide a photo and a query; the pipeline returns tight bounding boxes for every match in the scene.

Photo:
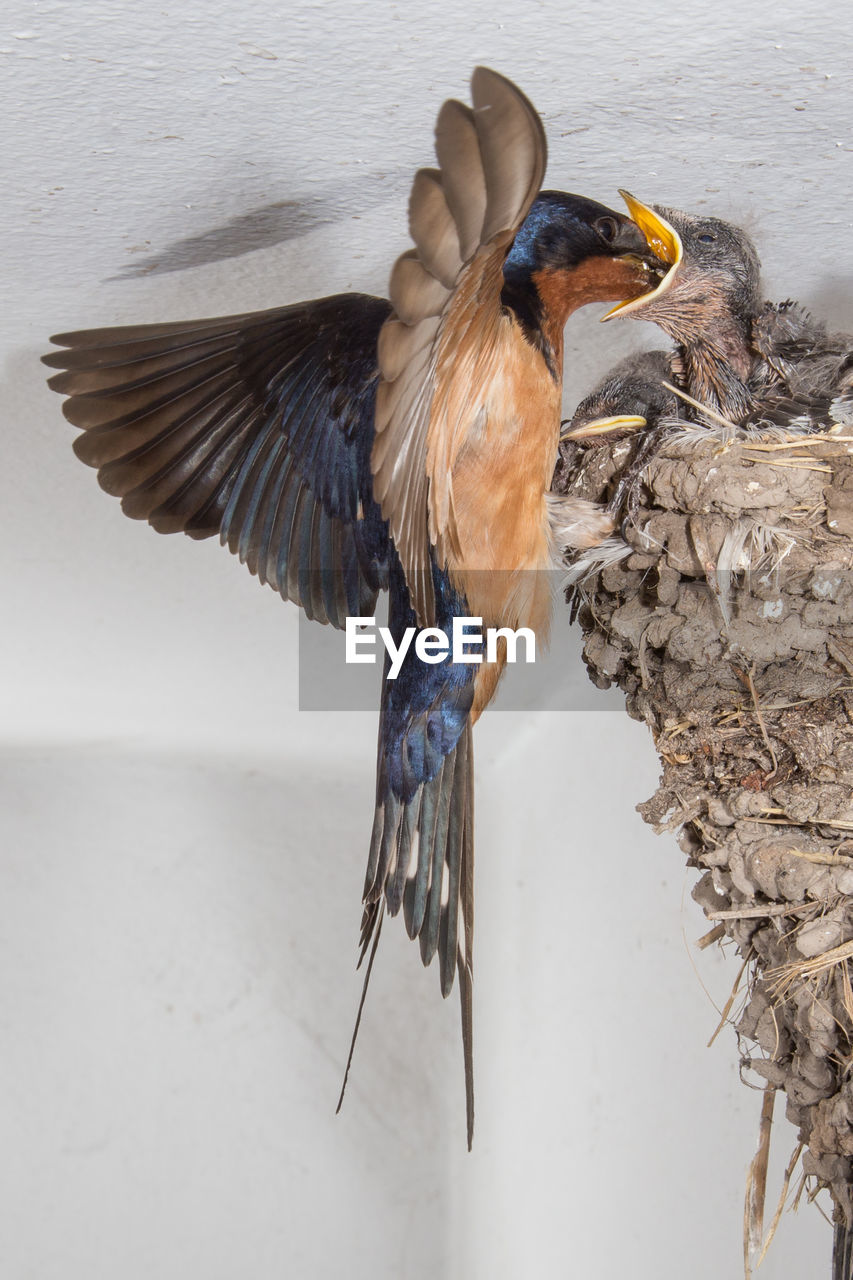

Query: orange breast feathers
[425,269,561,639]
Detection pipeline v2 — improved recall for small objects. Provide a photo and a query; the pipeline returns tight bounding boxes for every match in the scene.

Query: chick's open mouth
[603,193,682,320]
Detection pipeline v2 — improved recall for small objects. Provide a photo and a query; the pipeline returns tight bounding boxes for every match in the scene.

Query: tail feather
[420,763,454,969]
[337,905,385,1117]
[387,797,420,916]
[438,729,468,997]
[404,775,441,939]
[459,740,475,1149]
[346,719,476,1145]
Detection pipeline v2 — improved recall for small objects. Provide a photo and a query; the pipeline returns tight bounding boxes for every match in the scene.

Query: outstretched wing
[372,66,548,625]
[43,294,392,626]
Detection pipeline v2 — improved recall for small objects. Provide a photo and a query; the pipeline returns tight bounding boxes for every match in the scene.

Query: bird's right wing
[751,301,853,428]
[751,300,831,377]
[371,67,547,625]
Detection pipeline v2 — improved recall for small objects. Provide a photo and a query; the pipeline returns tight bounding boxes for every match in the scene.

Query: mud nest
[554,422,853,1259]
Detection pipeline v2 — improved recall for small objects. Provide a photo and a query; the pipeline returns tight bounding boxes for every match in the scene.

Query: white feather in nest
[712,519,804,629]
[561,535,632,589]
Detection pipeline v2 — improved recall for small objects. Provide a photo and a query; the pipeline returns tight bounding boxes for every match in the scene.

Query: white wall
[4,1,852,1275]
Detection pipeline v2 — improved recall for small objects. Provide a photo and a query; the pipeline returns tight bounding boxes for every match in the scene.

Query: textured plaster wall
[2,1,852,1277]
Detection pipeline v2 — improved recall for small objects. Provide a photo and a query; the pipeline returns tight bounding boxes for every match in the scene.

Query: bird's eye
[595,217,617,242]
[698,232,716,244]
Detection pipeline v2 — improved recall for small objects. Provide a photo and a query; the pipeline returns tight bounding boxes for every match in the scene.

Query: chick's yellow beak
[602,192,682,320]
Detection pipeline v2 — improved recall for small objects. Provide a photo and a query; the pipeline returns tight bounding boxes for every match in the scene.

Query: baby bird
[563,198,853,1280]
[569,198,853,443]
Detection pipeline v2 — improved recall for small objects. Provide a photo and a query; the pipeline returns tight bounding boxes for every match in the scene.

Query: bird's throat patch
[534,259,654,351]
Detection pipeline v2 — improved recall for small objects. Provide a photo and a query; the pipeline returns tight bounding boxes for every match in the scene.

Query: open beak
[561,414,647,441]
[601,192,682,320]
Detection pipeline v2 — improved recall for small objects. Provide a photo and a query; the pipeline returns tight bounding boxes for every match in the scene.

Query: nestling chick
[569,199,853,438]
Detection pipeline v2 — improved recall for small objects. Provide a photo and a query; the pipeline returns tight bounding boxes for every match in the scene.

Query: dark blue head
[501,191,661,368]
[505,191,652,282]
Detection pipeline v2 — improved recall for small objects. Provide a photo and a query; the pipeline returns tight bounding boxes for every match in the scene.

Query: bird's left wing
[372,67,547,625]
[44,294,393,626]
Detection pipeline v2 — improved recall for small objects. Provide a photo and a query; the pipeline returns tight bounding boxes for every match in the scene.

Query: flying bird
[43,69,670,1145]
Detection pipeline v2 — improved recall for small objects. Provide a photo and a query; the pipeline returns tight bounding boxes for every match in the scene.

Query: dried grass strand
[768,940,853,1003]
[755,1142,805,1268]
[742,664,779,777]
[709,955,751,1048]
[744,1086,776,1280]
[661,379,740,432]
[706,901,816,921]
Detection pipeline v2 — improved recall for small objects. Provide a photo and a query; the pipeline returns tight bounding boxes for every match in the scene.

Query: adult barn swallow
[43,69,669,1145]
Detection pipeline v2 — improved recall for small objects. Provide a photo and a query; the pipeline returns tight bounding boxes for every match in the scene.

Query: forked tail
[338,718,476,1148]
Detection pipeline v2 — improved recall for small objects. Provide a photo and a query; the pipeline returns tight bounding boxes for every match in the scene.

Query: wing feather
[388,251,448,325]
[46,335,243,395]
[45,294,393,624]
[471,66,547,245]
[434,99,488,263]
[376,315,441,384]
[372,67,547,625]
[408,169,464,290]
